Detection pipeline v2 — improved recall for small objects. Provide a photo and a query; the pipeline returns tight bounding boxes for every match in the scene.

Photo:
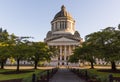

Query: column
[64,45,67,60]
[60,46,62,65]
[64,45,67,65]
[60,46,62,60]
[69,45,71,56]
[55,46,58,60]
[68,45,72,66]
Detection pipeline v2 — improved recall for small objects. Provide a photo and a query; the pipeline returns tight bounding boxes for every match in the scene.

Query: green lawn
[87,69,120,77]
[0,69,44,81]
[84,69,120,82]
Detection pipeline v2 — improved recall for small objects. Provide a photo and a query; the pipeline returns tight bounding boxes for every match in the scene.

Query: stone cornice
[45,34,82,42]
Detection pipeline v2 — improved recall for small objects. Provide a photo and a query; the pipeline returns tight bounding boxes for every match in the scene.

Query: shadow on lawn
[0,70,34,75]
[0,70,35,82]
[0,79,22,82]
[97,69,120,73]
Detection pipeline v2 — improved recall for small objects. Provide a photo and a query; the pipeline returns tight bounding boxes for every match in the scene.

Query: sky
[0,0,120,41]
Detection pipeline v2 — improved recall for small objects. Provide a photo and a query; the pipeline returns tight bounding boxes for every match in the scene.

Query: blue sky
[0,0,120,41]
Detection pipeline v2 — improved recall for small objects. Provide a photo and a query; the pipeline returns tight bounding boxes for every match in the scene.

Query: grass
[87,69,120,77]
[0,69,44,81]
[74,68,120,82]
[83,69,120,82]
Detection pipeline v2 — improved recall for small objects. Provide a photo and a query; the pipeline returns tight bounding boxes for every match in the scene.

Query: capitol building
[44,5,83,66]
[5,5,108,66]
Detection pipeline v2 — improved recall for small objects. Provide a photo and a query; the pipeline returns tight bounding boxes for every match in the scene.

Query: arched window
[60,21,61,29]
[65,21,67,29]
[61,21,64,30]
[57,22,60,30]
[56,22,58,30]
[63,21,66,29]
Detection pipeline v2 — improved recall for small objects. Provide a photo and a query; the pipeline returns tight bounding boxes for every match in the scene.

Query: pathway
[49,68,86,82]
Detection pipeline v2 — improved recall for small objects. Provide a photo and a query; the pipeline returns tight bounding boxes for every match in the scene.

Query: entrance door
[62,62,64,65]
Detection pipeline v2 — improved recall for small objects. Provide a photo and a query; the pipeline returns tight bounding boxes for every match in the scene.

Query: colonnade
[51,20,75,32]
[50,45,76,66]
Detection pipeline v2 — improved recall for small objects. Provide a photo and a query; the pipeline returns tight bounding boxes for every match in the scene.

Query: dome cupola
[54,5,72,20]
[51,5,75,35]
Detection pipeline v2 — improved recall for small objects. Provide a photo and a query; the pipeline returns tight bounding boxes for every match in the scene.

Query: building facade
[44,5,83,66]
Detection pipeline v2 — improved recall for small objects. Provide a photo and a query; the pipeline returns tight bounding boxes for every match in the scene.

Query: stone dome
[74,31,80,37]
[54,5,73,19]
[46,31,52,38]
[51,5,75,35]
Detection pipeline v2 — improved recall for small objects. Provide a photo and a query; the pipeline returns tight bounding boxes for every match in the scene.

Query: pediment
[49,37,77,42]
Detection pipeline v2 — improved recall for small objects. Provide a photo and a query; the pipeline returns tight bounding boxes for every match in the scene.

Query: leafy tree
[0,28,9,42]
[98,27,120,71]
[70,26,120,70]
[9,36,30,71]
[69,42,97,69]
[118,24,120,30]
[85,27,120,71]
[29,42,57,69]
[9,57,16,64]
[0,28,10,69]
[0,46,10,69]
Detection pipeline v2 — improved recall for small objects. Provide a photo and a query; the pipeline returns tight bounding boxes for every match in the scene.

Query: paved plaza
[49,68,86,82]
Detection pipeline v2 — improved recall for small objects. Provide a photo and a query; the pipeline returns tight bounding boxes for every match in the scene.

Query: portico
[49,44,77,65]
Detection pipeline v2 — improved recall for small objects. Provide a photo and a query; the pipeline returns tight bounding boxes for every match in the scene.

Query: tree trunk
[17,59,20,71]
[34,61,38,69]
[90,61,94,69]
[111,61,116,71]
[1,62,4,69]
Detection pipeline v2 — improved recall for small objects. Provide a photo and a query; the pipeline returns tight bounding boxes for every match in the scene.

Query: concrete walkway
[49,69,86,82]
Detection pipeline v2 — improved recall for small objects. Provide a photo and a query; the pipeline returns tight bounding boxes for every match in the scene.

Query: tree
[118,24,120,30]
[0,28,10,69]
[69,26,120,70]
[85,27,120,71]
[69,42,97,69]
[98,27,120,71]
[9,36,30,71]
[29,42,56,69]
[0,46,10,69]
